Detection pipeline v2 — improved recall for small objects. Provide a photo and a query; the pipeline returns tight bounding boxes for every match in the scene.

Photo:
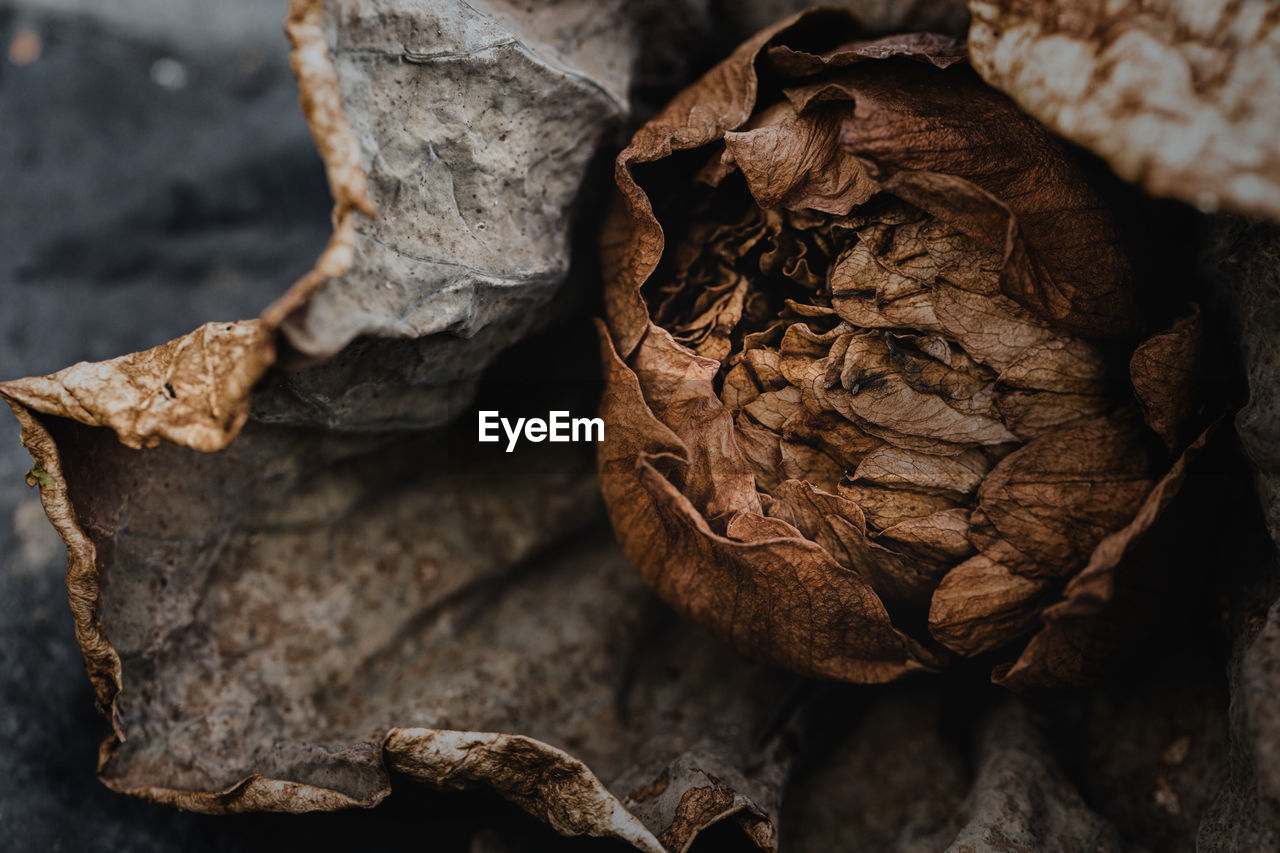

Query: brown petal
[969,416,1154,578]
[723,100,876,215]
[766,480,950,606]
[743,387,804,433]
[830,237,944,333]
[767,31,968,79]
[995,339,1116,437]
[851,446,990,496]
[605,12,814,360]
[876,508,975,564]
[733,424,785,493]
[837,335,1018,444]
[837,480,964,530]
[780,396,883,471]
[1130,309,1205,451]
[599,324,941,681]
[930,280,1060,372]
[994,426,1216,690]
[779,440,846,493]
[778,323,843,387]
[1000,338,1112,393]
[838,66,1137,337]
[631,326,763,522]
[928,555,1052,657]
[995,388,1116,439]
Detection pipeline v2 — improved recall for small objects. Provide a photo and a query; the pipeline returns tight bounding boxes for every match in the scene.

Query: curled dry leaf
[271,0,625,360]
[1129,308,1205,453]
[5,0,637,445]
[966,0,1280,219]
[263,0,677,430]
[72,0,710,438]
[4,398,803,848]
[600,9,1209,686]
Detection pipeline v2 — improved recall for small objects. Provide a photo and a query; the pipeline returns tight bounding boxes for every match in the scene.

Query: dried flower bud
[599,11,1207,687]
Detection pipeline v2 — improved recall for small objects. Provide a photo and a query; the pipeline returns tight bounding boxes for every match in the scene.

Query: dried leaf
[967,416,1154,579]
[1130,308,1206,452]
[0,321,272,452]
[994,425,1215,690]
[3,0,1259,848]
[272,0,635,368]
[598,322,941,682]
[836,64,1137,337]
[263,0,723,432]
[3,389,804,848]
[600,9,1205,687]
[928,554,1049,656]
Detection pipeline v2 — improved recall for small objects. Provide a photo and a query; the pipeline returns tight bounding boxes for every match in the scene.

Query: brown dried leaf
[723,101,876,215]
[598,323,942,681]
[928,554,1050,656]
[765,479,950,605]
[994,425,1214,690]
[836,66,1137,337]
[1130,309,1206,451]
[601,8,1203,689]
[968,416,1154,578]
[0,321,272,453]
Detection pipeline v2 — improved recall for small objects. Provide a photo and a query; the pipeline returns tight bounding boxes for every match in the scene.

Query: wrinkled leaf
[2,387,804,849]
[4,0,1274,849]
[599,9,1207,688]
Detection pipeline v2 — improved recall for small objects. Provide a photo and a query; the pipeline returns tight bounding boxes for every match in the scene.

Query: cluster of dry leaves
[4,0,1280,850]
[599,13,1214,692]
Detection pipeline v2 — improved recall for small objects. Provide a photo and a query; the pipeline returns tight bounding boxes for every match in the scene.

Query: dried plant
[7,1,1280,849]
[600,10,1209,687]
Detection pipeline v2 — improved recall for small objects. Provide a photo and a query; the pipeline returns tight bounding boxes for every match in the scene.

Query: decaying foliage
[5,0,1280,850]
[599,9,1211,688]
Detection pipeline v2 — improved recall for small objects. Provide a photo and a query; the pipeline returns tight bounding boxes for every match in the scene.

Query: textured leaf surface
[600,9,1205,688]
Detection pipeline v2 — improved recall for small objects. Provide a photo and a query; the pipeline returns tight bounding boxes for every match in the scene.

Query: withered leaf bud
[599,11,1208,688]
